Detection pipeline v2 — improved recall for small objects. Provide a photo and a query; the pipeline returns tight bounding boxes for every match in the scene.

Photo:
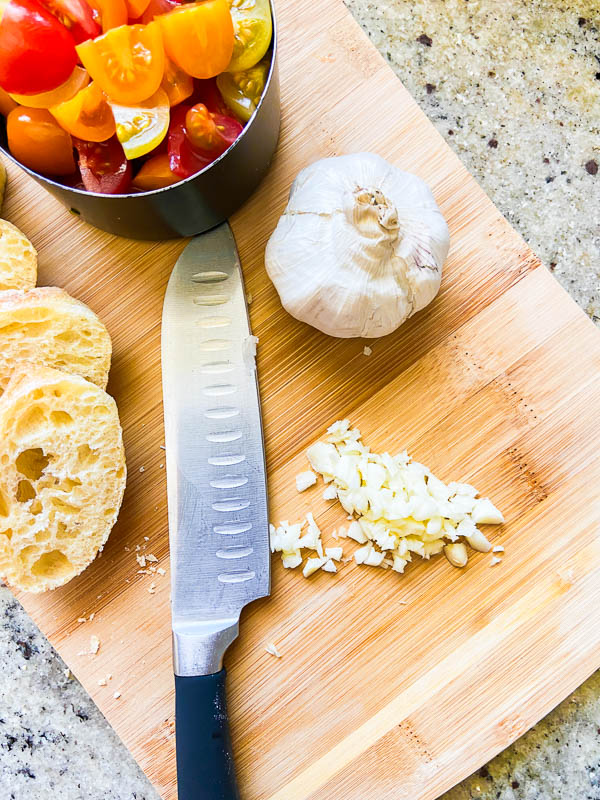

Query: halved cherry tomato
[216,55,267,122]
[140,0,176,23]
[50,81,115,140]
[87,0,126,31]
[161,59,193,107]
[226,0,271,73]
[110,86,168,158]
[7,106,75,174]
[168,102,241,178]
[10,65,89,108]
[132,151,178,190]
[193,77,229,115]
[0,86,17,115]
[158,0,233,79]
[76,22,164,104]
[0,0,77,94]
[40,0,100,43]
[123,0,149,20]
[74,135,131,192]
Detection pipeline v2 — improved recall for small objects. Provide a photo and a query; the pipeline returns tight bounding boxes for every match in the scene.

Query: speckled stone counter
[1,2,599,799]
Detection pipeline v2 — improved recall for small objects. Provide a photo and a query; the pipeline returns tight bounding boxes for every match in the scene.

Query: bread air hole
[0,529,12,539]
[77,444,98,466]
[50,410,73,426]
[50,498,80,514]
[16,479,36,502]
[0,488,9,516]
[16,448,49,480]
[31,549,72,580]
[15,405,48,437]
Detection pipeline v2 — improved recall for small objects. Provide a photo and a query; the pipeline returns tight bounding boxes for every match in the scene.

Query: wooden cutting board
[4,0,600,797]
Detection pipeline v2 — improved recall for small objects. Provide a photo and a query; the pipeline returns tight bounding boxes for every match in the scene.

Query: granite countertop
[0,1,599,799]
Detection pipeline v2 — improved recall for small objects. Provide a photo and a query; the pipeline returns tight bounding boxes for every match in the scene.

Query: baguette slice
[0,365,126,592]
[0,219,37,290]
[0,287,111,394]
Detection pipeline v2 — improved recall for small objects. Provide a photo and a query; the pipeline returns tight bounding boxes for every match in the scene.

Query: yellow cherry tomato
[227,0,271,73]
[9,66,89,109]
[109,87,169,159]
[216,56,268,122]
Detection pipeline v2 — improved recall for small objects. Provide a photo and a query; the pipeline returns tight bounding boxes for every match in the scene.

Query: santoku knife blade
[161,223,270,800]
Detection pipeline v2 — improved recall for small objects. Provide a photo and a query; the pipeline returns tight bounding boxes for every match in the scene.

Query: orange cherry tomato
[9,66,89,108]
[87,0,126,31]
[50,81,115,141]
[0,86,18,116]
[7,107,75,175]
[76,22,164,104]
[157,0,233,79]
[132,152,178,190]
[123,0,149,18]
[160,59,193,107]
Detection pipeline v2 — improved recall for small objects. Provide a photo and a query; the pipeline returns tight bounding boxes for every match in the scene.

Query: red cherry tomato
[74,135,132,193]
[40,0,100,43]
[192,78,229,115]
[167,102,241,179]
[0,0,77,94]
[140,0,176,23]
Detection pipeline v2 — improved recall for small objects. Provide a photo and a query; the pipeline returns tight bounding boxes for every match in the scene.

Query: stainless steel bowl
[0,3,280,240]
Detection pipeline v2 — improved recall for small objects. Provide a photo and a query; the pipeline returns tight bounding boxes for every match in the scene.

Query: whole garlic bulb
[265,152,450,338]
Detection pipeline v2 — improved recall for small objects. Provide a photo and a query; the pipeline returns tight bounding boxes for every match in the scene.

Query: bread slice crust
[0,287,112,394]
[0,365,126,592]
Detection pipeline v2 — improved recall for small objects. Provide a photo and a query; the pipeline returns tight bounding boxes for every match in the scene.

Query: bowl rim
[0,0,278,200]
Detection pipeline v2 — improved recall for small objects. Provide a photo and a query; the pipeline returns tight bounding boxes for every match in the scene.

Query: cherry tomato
[158,0,233,80]
[76,22,164,104]
[40,0,100,43]
[10,65,89,108]
[87,0,126,31]
[193,77,229,115]
[50,81,115,140]
[132,152,178,190]
[110,87,169,158]
[226,0,271,73]
[0,0,77,94]
[7,106,75,174]
[74,135,131,192]
[140,0,176,23]
[161,59,193,107]
[216,55,267,122]
[123,0,149,19]
[168,102,241,178]
[0,86,17,115]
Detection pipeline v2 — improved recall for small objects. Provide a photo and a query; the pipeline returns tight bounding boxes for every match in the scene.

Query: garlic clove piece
[444,542,468,568]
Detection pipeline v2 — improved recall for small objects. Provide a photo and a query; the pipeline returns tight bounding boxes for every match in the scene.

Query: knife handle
[175,669,240,800]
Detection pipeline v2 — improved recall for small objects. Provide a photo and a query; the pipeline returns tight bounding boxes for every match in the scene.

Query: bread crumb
[157,567,166,576]
[89,635,100,655]
[492,545,505,553]
[265,642,282,658]
[89,613,95,621]
[246,292,253,305]
[363,346,372,356]
[148,583,156,594]
[144,536,149,541]
[77,617,87,624]
[146,553,159,563]
[139,466,145,473]
[113,691,121,699]
[159,463,164,469]
[98,677,107,686]
[490,556,502,566]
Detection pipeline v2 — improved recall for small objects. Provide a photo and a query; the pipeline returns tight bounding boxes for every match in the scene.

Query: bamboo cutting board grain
[4,0,600,797]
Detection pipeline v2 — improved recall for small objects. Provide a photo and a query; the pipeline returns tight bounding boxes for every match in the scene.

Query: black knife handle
[175,669,240,800]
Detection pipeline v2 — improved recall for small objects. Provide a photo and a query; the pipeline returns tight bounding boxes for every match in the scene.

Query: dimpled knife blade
[161,223,270,678]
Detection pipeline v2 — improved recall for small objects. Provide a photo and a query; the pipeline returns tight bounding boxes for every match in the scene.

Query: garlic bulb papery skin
[265,152,450,338]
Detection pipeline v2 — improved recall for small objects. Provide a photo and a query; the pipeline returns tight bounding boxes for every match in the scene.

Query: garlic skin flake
[265,153,450,338]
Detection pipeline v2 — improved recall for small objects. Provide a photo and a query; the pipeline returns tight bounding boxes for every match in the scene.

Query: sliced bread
[0,287,112,394]
[0,219,37,291]
[0,365,126,592]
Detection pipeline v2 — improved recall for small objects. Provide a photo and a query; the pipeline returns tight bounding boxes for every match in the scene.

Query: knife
[161,223,270,799]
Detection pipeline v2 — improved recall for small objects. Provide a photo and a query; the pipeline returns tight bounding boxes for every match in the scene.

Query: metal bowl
[0,4,280,240]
